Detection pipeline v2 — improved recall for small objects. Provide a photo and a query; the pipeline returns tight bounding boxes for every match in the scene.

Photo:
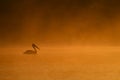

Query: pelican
[24,43,40,54]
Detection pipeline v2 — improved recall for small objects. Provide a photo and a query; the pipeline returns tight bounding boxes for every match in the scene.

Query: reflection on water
[1,47,120,80]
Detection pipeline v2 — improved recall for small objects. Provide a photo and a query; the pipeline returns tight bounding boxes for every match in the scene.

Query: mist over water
[1,0,120,80]
[1,47,120,80]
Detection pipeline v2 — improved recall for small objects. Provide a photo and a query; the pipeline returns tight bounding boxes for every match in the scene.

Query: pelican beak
[35,45,40,50]
[37,47,40,50]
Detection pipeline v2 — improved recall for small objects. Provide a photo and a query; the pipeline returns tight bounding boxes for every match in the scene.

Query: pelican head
[32,43,40,50]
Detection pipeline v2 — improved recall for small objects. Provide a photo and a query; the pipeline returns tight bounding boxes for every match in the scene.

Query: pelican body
[24,44,40,54]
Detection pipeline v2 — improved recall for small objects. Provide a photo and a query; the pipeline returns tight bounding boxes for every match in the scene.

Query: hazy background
[1,1,120,80]
[0,0,120,47]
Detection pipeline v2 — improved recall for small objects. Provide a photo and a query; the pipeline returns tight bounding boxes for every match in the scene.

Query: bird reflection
[24,43,40,54]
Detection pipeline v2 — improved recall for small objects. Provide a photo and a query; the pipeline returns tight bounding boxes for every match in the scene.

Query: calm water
[1,47,120,80]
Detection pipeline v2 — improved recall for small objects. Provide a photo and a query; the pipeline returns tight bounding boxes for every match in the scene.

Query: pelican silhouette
[24,43,40,54]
